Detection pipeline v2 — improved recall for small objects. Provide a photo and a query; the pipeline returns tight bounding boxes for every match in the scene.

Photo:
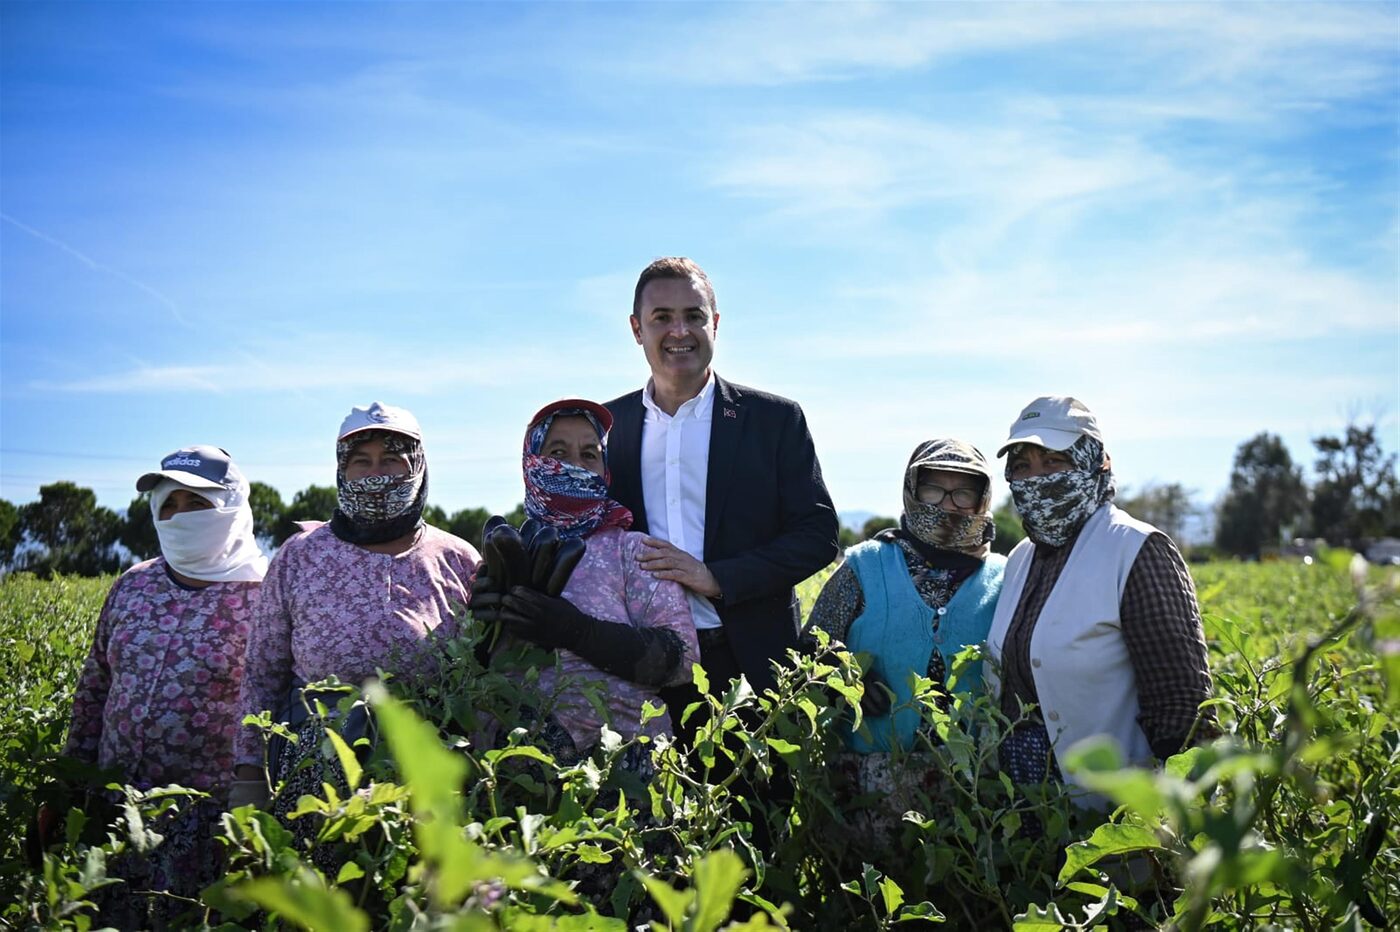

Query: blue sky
[2,1,1396,530]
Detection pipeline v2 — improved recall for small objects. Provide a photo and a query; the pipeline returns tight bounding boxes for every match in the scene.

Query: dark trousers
[661,627,786,857]
[662,626,747,744]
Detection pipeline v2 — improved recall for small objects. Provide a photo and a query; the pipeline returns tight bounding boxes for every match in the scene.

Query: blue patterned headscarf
[522,402,632,541]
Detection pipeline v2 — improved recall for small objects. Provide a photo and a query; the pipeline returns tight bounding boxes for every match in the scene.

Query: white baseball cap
[337,401,422,443]
[996,396,1103,457]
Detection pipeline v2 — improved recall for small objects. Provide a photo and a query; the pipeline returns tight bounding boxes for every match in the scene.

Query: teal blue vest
[842,540,1005,753]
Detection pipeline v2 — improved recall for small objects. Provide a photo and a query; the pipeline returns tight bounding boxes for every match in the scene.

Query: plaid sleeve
[1120,532,1215,758]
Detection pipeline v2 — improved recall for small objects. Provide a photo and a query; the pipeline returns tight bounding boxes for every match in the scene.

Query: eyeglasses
[916,484,981,509]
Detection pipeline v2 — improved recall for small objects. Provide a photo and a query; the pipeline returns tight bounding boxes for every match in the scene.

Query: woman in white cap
[986,396,1213,803]
[63,445,266,924]
[804,439,1005,846]
[230,402,478,822]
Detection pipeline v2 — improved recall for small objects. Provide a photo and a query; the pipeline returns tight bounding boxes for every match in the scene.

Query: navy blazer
[605,375,840,692]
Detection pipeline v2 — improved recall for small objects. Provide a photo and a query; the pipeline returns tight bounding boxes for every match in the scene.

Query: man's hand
[638,537,722,598]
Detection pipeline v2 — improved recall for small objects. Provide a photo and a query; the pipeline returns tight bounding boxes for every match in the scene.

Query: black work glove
[468,570,505,625]
[499,586,590,651]
[860,667,893,718]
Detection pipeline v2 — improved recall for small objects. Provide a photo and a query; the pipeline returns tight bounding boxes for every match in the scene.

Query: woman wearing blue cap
[986,396,1214,806]
[62,445,266,925]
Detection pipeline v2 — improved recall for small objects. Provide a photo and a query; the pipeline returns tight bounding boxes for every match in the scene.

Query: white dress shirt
[640,374,722,630]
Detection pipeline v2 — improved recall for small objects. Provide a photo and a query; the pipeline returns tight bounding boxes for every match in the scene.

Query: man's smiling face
[631,275,719,386]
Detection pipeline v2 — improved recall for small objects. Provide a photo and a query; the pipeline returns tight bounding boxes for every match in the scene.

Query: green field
[1,558,1396,930]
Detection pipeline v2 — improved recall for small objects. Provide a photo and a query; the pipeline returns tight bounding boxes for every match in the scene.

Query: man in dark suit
[605,257,840,730]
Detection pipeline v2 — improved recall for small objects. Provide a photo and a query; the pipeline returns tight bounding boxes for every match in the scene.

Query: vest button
[1032,658,1042,668]
[1048,711,1060,722]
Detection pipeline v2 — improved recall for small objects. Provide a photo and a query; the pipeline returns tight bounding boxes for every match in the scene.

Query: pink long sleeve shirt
[523,526,698,748]
[65,560,260,800]
[234,523,478,767]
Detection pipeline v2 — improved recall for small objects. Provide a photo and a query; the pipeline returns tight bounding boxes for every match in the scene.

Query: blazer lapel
[610,394,649,533]
[704,375,744,556]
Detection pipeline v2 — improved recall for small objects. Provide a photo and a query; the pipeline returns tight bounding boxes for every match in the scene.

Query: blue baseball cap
[136,445,246,492]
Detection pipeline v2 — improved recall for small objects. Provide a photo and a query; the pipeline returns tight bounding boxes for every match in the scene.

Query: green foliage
[2,561,1397,930]
[992,496,1026,555]
[1118,482,1198,547]
[1310,421,1400,547]
[447,506,493,548]
[1214,431,1308,558]
[275,485,339,543]
[0,499,20,566]
[118,493,159,563]
[14,482,122,577]
[247,480,286,546]
[860,516,897,540]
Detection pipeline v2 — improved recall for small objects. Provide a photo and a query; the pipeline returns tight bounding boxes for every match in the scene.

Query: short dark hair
[632,257,717,318]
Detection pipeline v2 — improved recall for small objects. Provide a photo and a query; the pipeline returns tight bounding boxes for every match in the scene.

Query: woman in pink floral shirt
[64,445,267,925]
[231,402,478,827]
[471,399,697,778]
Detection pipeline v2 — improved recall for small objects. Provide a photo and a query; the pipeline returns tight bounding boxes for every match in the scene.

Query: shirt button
[1048,711,1060,722]
[1031,658,1042,668]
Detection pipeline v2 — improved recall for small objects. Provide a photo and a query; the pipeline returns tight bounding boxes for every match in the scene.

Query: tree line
[843,418,1399,560]
[0,482,524,578]
[1,419,1395,577]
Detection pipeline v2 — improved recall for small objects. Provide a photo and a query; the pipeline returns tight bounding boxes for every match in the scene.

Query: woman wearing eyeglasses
[807,438,1005,755]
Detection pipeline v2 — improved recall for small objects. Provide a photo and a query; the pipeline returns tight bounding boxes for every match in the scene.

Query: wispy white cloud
[31,345,516,396]
[1,212,189,326]
[610,2,1396,101]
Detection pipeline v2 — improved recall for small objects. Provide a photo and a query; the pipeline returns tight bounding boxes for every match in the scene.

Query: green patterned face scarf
[1006,436,1115,548]
[899,439,995,558]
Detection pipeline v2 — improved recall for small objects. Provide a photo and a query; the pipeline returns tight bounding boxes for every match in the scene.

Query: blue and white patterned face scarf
[1007,436,1115,548]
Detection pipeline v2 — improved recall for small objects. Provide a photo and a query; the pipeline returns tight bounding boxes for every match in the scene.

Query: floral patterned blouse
[511,526,697,749]
[64,559,261,800]
[234,523,478,767]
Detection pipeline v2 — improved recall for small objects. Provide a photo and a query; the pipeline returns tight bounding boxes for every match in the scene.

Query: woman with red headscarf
[471,399,697,778]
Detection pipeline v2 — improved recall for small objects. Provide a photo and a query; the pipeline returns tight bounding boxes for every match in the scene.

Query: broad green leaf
[1058,823,1164,884]
[336,861,365,884]
[692,849,748,932]
[766,737,801,756]
[1012,902,1067,932]
[878,875,904,915]
[325,728,362,790]
[236,870,369,932]
[639,871,694,926]
[893,900,946,923]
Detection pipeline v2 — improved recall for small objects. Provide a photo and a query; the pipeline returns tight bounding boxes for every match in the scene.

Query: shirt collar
[642,372,716,421]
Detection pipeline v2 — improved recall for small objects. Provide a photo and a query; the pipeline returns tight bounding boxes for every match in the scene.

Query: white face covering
[150,479,269,582]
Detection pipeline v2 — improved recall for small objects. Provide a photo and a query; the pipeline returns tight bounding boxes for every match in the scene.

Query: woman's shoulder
[106,558,166,598]
[265,522,340,574]
[608,526,644,551]
[416,524,481,559]
[121,557,165,578]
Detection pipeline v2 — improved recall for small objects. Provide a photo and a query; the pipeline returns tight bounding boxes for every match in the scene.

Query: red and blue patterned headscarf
[522,399,633,540]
